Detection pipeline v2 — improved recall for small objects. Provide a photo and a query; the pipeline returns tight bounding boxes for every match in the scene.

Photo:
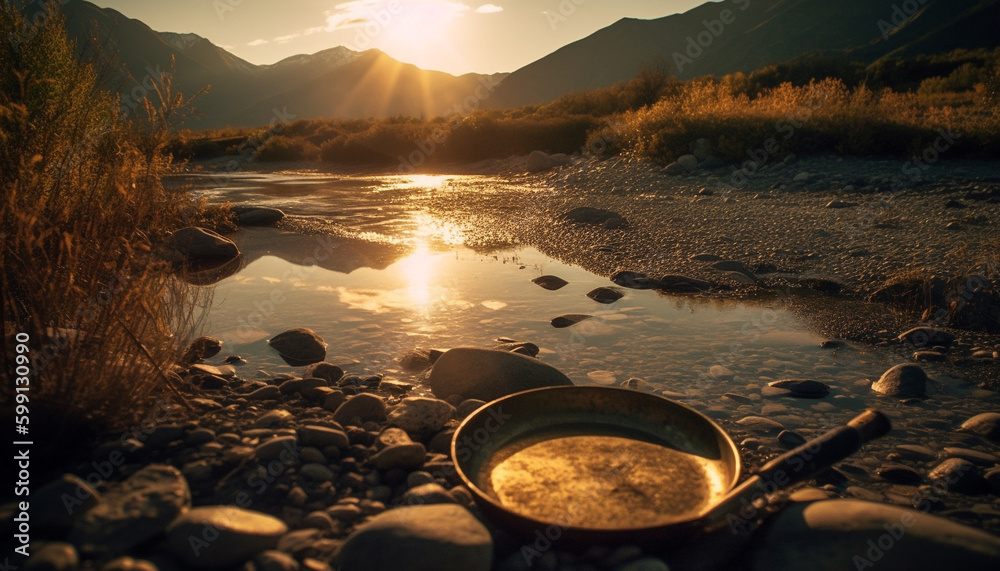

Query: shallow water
[180,171,1000,452]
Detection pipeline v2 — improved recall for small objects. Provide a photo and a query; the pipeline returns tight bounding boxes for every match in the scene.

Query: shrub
[1,2,203,439]
[256,135,320,162]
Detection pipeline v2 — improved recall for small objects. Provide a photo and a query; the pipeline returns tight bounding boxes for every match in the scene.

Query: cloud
[325,0,472,30]
[474,3,502,13]
[247,38,268,46]
[274,33,300,43]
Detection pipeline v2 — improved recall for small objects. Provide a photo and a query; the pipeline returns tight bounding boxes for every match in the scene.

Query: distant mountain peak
[159,31,206,51]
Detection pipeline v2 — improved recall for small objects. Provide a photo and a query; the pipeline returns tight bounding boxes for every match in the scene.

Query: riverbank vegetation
[1,3,220,435]
[170,48,1000,169]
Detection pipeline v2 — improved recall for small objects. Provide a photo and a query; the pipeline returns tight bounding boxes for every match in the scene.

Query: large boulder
[872,364,927,398]
[267,328,327,365]
[428,347,573,401]
[746,499,1000,571]
[337,504,492,571]
[169,227,240,263]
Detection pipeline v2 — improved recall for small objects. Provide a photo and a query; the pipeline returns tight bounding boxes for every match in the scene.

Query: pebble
[304,362,344,383]
[299,425,350,450]
[337,504,492,571]
[929,458,984,493]
[587,286,625,304]
[551,314,594,328]
[386,397,456,438]
[165,506,288,569]
[333,393,388,425]
[531,275,568,290]
[255,436,299,462]
[914,350,946,362]
[894,444,937,462]
[767,379,830,398]
[246,385,282,401]
[876,464,923,484]
[371,443,427,471]
[254,550,301,571]
[34,474,101,531]
[737,416,784,432]
[254,409,294,428]
[69,464,191,556]
[402,483,457,505]
[941,447,999,467]
[299,463,334,482]
[958,412,1000,443]
[709,365,735,380]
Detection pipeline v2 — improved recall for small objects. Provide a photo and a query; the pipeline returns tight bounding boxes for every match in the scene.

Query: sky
[90,0,705,75]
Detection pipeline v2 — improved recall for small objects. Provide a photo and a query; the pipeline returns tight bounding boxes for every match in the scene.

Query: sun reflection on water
[397,242,436,308]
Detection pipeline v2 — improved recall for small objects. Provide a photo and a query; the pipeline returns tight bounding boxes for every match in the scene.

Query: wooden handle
[704,409,891,535]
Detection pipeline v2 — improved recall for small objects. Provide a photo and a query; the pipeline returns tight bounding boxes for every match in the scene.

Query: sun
[330,0,466,69]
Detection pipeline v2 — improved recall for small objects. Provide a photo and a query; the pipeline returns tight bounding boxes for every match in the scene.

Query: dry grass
[598,78,1000,163]
[1,3,208,434]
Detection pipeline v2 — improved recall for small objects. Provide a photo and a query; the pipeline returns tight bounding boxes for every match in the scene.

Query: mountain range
[50,0,1000,129]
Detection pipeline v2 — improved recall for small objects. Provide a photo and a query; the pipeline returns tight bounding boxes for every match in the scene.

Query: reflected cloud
[481,300,507,310]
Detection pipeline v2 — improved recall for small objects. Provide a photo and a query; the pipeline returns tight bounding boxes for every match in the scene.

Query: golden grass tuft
[1,2,208,435]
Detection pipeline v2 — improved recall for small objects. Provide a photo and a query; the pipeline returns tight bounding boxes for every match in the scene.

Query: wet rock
[942,447,999,467]
[710,260,758,283]
[165,506,287,569]
[387,397,456,438]
[894,444,937,462]
[551,314,593,328]
[333,394,387,426]
[337,504,492,571]
[531,275,569,290]
[610,270,661,289]
[428,347,573,402]
[587,286,624,304]
[793,171,810,182]
[767,379,830,398]
[746,499,1000,571]
[304,362,344,384]
[958,412,1000,444]
[99,556,157,571]
[898,327,956,349]
[399,349,436,372]
[234,206,285,227]
[168,227,240,263]
[246,385,281,401]
[872,364,927,398]
[876,464,923,484]
[371,442,427,471]
[268,328,327,366]
[561,207,628,229]
[929,458,984,493]
[737,416,784,432]
[180,336,223,364]
[657,274,714,293]
[69,465,191,556]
